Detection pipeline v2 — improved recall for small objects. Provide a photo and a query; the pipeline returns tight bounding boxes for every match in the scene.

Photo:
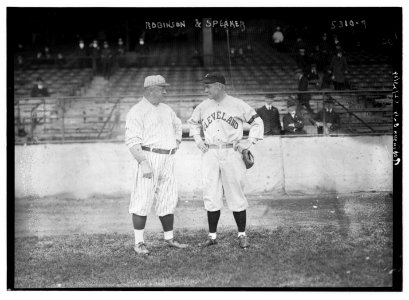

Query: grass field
[15,221,393,288]
[13,192,394,288]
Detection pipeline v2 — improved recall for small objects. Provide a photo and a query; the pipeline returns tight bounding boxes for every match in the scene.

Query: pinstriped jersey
[125,97,182,149]
[188,95,264,144]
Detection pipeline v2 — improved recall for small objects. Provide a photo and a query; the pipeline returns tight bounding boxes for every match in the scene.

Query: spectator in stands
[56,53,66,68]
[283,101,305,134]
[294,37,307,52]
[35,51,44,66]
[309,44,320,66]
[101,41,113,79]
[311,98,340,134]
[328,49,348,90]
[76,39,88,68]
[30,77,50,97]
[117,38,125,54]
[312,43,330,89]
[319,33,330,49]
[272,26,284,52]
[17,125,27,137]
[116,38,126,67]
[256,99,282,135]
[16,55,24,69]
[296,69,314,114]
[44,46,52,62]
[295,48,310,75]
[16,43,24,55]
[308,45,321,87]
[137,31,147,54]
[332,34,341,52]
[318,33,331,64]
[90,39,100,75]
[307,63,320,88]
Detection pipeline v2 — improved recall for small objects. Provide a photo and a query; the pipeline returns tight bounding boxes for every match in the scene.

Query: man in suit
[256,100,282,135]
[328,49,348,90]
[296,69,314,114]
[30,77,50,98]
[283,102,306,134]
[311,99,340,134]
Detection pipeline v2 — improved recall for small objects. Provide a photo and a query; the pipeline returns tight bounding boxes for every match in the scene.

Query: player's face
[204,83,222,100]
[150,86,167,104]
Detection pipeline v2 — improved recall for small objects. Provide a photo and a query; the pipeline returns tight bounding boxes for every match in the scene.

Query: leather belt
[141,146,177,155]
[207,143,234,149]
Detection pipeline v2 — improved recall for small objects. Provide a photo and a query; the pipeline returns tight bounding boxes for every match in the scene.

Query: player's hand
[235,144,246,153]
[331,75,335,80]
[234,139,252,153]
[140,160,153,179]
[196,141,208,153]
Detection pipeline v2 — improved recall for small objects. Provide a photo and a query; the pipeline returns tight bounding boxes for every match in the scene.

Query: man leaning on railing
[310,98,340,134]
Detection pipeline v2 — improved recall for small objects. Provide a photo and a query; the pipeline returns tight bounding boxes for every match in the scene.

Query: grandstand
[12,11,397,144]
[14,68,93,97]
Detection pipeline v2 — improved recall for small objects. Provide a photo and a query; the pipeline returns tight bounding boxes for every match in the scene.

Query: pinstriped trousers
[129,151,178,217]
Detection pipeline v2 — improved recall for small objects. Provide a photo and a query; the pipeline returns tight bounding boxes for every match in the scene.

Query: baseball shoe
[199,236,218,247]
[238,235,250,249]
[133,242,150,255]
[165,238,189,249]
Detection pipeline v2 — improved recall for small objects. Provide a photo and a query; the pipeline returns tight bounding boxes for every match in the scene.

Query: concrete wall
[15,135,393,199]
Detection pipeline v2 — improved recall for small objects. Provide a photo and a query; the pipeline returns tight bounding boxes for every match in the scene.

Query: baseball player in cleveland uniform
[187,73,264,249]
[125,75,188,255]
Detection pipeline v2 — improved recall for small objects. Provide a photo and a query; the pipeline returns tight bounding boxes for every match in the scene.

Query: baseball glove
[242,149,254,169]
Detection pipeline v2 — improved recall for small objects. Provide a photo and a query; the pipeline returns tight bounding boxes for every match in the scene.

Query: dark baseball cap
[203,73,226,85]
[287,101,297,108]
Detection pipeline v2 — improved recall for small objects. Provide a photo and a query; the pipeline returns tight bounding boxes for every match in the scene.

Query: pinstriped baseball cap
[143,75,170,88]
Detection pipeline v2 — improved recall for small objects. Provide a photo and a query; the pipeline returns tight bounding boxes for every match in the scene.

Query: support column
[202,18,213,67]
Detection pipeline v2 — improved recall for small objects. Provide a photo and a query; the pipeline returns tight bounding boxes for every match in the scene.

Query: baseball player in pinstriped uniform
[188,73,264,249]
[125,75,188,255]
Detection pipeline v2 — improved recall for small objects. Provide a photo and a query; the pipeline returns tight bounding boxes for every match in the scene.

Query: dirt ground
[15,192,393,238]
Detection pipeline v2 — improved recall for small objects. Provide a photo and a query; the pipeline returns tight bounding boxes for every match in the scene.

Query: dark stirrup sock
[207,210,221,233]
[233,210,246,233]
[159,214,174,232]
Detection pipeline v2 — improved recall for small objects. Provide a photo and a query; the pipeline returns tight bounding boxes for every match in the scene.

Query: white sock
[238,232,246,238]
[134,229,144,244]
[164,230,174,240]
[208,232,217,240]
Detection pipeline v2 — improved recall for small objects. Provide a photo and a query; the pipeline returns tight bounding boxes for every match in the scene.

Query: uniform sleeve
[171,109,183,141]
[241,101,264,140]
[187,104,202,136]
[125,108,143,149]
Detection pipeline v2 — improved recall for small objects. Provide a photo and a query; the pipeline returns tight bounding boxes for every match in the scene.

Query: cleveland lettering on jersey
[201,110,238,131]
